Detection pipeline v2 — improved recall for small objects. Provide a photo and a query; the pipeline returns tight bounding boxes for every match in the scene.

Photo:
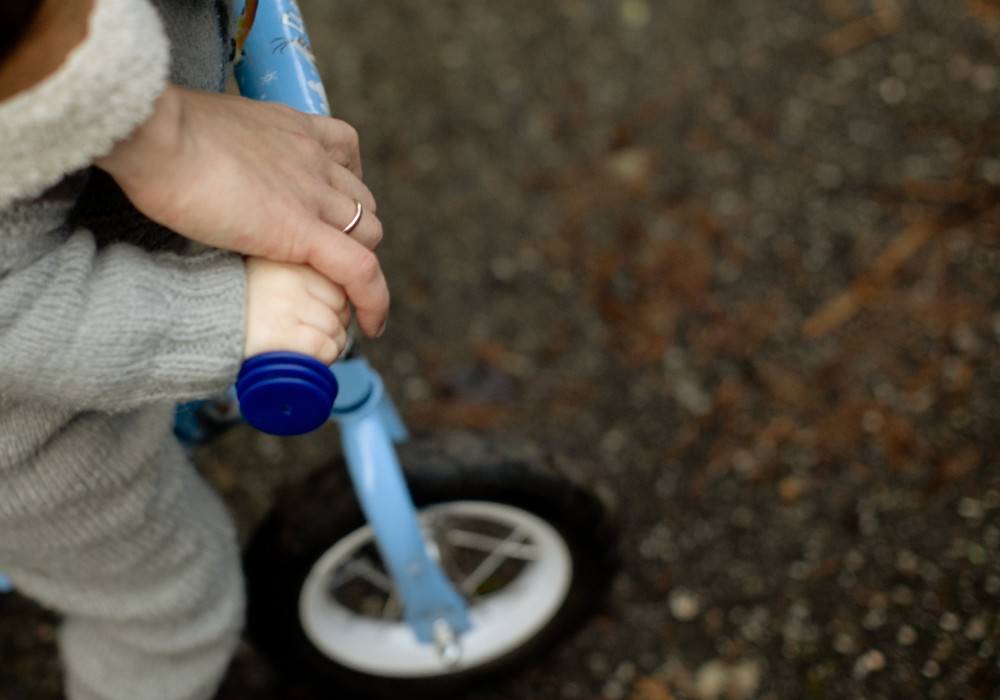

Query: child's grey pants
[0,404,244,700]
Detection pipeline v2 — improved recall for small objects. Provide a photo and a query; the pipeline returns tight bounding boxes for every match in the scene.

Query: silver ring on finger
[342,200,363,234]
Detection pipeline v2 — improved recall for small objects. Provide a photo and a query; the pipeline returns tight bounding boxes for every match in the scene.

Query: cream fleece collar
[0,0,170,209]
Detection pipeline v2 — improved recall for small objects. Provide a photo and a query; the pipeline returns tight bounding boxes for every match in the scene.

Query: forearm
[0,0,94,100]
[0,227,246,412]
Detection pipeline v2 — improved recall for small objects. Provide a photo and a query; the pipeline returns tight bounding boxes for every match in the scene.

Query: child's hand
[243,257,351,365]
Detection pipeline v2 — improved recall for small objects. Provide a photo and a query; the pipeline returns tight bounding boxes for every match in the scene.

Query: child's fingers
[295,296,347,341]
[337,304,351,330]
[300,268,353,329]
[243,257,352,362]
[286,323,348,366]
[301,264,348,308]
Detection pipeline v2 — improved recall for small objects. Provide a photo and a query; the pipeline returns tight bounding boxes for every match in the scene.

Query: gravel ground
[2,1,1000,698]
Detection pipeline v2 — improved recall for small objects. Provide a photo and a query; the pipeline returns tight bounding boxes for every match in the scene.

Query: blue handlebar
[236,352,338,435]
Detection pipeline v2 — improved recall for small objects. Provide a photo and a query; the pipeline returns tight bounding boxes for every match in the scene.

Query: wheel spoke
[456,526,532,595]
[329,555,394,595]
[380,586,403,619]
[444,527,541,561]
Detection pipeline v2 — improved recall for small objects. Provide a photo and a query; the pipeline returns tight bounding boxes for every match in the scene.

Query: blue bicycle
[0,2,615,695]
[221,2,615,697]
[0,3,614,695]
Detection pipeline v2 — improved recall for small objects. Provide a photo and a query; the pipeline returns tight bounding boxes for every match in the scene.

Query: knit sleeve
[0,0,171,209]
[0,0,247,410]
[0,223,246,412]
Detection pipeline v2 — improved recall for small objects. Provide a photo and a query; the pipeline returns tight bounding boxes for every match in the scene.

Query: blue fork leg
[330,358,471,646]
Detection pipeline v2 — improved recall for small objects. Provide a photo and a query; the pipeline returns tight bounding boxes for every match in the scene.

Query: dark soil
[2,1,999,698]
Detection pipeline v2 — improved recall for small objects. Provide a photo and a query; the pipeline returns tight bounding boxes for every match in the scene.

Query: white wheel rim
[298,501,573,677]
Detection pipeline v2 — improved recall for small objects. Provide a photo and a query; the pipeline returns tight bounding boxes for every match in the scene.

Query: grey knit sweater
[0,0,246,453]
[0,4,255,697]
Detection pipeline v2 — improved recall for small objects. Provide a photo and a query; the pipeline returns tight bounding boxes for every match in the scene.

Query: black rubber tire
[244,432,617,699]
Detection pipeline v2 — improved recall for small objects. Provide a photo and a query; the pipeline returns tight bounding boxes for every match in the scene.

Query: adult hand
[96,83,388,337]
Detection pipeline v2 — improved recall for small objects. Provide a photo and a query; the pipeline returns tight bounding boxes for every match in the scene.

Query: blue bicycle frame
[1,0,472,658]
[234,0,471,651]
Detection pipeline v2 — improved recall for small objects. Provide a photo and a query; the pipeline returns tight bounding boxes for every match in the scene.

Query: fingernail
[375,321,386,338]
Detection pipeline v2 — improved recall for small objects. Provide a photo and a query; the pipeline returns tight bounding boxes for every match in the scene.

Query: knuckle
[367,218,384,249]
[353,248,381,283]
[338,122,360,148]
[323,336,344,365]
[310,336,330,360]
[265,101,300,126]
[273,102,299,119]
[331,283,349,306]
[287,130,326,162]
[323,119,360,156]
[297,327,327,359]
[302,138,329,165]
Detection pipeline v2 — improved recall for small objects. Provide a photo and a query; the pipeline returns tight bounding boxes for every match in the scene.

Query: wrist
[96,83,186,188]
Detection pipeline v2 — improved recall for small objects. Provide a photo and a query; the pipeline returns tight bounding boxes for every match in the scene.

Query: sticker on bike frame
[233,0,329,116]
[234,0,259,57]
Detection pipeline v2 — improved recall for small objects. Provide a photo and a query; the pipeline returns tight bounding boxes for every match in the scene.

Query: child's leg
[0,406,244,700]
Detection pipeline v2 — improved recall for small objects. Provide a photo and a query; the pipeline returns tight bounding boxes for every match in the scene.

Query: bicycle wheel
[244,433,617,699]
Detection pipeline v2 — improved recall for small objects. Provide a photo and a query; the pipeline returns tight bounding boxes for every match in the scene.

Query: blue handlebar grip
[236,352,338,435]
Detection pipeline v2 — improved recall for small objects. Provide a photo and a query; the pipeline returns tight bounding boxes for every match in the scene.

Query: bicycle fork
[330,357,471,661]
